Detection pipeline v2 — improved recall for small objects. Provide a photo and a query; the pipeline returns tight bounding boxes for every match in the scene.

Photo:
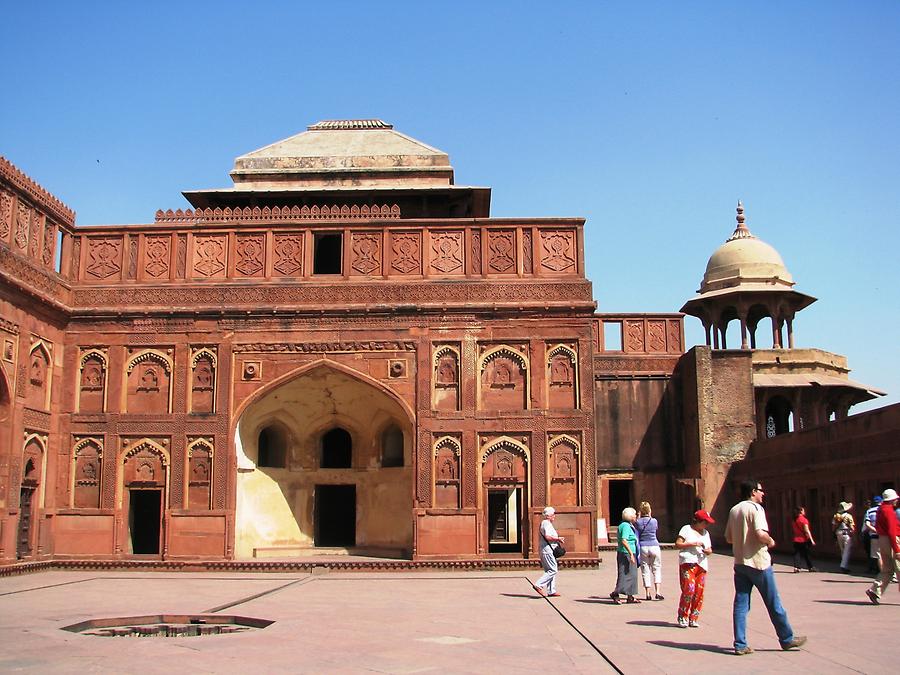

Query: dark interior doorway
[608,479,632,527]
[487,487,522,554]
[321,428,352,468]
[16,487,35,559]
[129,489,162,555]
[315,484,356,547]
[313,233,343,275]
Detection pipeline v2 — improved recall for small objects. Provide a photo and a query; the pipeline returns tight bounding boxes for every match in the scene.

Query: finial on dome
[728,200,755,241]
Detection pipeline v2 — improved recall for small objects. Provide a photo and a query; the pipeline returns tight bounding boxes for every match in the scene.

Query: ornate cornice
[154,204,401,224]
[0,157,75,226]
[233,340,417,354]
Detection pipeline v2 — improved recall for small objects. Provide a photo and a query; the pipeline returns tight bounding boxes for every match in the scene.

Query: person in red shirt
[865,489,900,605]
[791,506,817,572]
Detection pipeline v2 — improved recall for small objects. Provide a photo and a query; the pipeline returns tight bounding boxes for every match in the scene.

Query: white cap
[542,506,555,517]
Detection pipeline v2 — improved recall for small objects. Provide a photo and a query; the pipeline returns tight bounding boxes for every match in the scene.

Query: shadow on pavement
[628,620,681,628]
[813,599,880,606]
[499,593,542,599]
[574,598,618,604]
[820,578,872,584]
[647,640,733,654]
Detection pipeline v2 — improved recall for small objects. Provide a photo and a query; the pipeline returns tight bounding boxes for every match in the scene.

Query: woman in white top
[534,506,565,597]
[675,509,714,628]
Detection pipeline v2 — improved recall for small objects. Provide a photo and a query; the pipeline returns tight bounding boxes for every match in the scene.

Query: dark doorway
[129,489,162,555]
[608,479,632,527]
[313,233,343,275]
[315,484,356,547]
[487,487,522,554]
[16,487,35,559]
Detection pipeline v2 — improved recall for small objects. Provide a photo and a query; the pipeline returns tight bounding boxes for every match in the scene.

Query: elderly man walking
[725,479,806,656]
[865,489,900,605]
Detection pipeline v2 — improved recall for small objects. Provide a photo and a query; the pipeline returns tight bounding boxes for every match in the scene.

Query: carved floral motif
[522,230,533,274]
[28,210,41,258]
[430,231,463,274]
[488,230,515,273]
[0,190,12,242]
[235,234,265,276]
[193,235,226,277]
[86,238,122,279]
[41,222,54,266]
[15,202,30,251]
[648,320,666,352]
[391,232,421,274]
[351,232,381,275]
[540,230,576,272]
[145,237,170,278]
[471,231,482,274]
[273,234,303,275]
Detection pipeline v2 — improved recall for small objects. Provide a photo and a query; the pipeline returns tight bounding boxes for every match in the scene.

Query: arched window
[258,425,287,468]
[764,396,794,437]
[381,425,404,468]
[321,428,352,468]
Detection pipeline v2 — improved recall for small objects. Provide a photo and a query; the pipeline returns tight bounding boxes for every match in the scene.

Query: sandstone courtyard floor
[1,551,897,674]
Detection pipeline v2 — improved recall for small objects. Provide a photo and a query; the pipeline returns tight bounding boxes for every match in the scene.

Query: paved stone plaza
[1,551,897,674]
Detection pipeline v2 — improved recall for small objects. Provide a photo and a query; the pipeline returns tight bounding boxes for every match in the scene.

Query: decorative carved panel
[0,190,12,243]
[479,346,528,412]
[481,437,528,484]
[192,235,227,278]
[547,344,577,409]
[522,229,533,274]
[487,230,516,273]
[15,202,30,251]
[28,210,41,258]
[144,236,171,279]
[429,231,463,275]
[41,222,55,266]
[73,438,102,508]
[433,435,461,508]
[26,342,51,410]
[648,320,666,352]
[190,347,216,414]
[85,237,122,279]
[78,349,107,413]
[350,231,381,276]
[188,438,213,510]
[625,320,645,352]
[471,231,482,274]
[123,440,167,487]
[390,232,421,275]
[273,233,303,276]
[235,234,265,277]
[125,349,172,414]
[126,236,138,279]
[540,230,576,273]
[667,320,682,352]
[433,344,460,411]
[175,234,187,278]
[549,434,579,507]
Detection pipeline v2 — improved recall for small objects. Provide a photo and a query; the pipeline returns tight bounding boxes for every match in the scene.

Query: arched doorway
[17,435,46,559]
[121,440,169,556]
[233,362,414,558]
[481,438,529,555]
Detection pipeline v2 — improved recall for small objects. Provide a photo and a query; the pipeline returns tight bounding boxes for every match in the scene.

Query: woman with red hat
[675,509,715,628]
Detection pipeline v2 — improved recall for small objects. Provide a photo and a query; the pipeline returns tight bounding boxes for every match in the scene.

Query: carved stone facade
[0,123,885,564]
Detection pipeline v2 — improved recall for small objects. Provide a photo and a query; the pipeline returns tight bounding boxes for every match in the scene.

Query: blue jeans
[732,564,794,650]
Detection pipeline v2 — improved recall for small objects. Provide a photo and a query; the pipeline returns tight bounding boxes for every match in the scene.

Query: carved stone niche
[188,438,213,510]
[547,344,577,410]
[549,435,580,507]
[78,349,107,413]
[432,345,460,412]
[73,438,102,508]
[125,350,172,414]
[479,346,528,412]
[190,348,216,414]
[123,440,167,488]
[433,436,461,509]
[25,341,51,411]
[481,439,528,485]
[21,435,45,488]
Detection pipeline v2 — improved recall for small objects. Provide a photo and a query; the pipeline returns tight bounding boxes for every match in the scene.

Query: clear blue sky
[3,2,898,411]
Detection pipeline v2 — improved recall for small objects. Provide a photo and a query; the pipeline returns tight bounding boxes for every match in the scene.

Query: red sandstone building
[0,121,893,564]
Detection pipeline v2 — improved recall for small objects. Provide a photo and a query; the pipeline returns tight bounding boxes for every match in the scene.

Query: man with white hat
[865,488,900,605]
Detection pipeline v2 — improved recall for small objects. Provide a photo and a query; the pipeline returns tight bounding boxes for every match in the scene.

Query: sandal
[626,596,641,604]
[655,594,665,601]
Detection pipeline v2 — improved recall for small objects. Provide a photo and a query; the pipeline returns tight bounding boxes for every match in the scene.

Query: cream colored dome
[700,202,794,293]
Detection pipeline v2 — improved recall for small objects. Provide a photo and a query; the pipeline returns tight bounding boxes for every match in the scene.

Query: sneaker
[677,618,689,628]
[808,567,818,572]
[688,620,700,628]
[781,636,807,651]
[655,594,665,600]
[734,646,754,656]
[866,589,880,605]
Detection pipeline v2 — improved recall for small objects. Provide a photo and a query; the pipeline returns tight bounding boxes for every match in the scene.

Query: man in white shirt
[725,479,806,656]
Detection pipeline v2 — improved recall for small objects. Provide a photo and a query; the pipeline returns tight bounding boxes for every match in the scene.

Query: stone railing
[68,219,585,284]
